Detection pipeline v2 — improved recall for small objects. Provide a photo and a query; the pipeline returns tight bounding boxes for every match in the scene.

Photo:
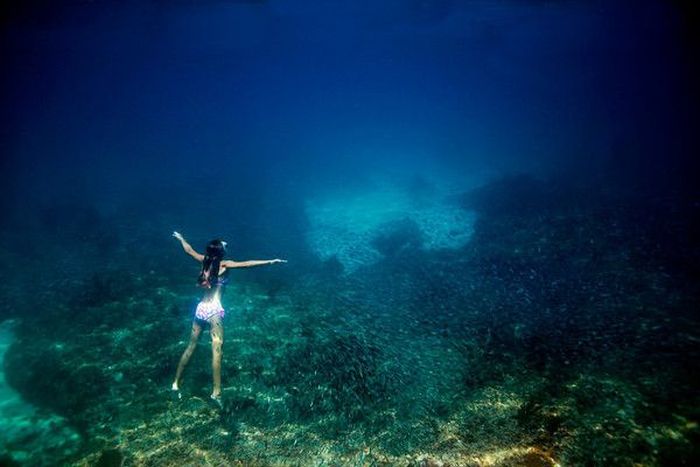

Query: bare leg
[173,321,202,390]
[209,315,224,398]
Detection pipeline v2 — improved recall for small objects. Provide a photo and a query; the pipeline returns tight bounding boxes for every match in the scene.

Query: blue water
[1,1,697,465]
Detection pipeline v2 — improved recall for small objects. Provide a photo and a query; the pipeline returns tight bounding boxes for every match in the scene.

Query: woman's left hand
[270,259,287,264]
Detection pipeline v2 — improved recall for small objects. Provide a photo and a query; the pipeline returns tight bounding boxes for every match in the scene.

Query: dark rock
[96,448,124,467]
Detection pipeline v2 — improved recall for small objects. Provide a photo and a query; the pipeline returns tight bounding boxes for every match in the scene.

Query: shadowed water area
[1,1,698,465]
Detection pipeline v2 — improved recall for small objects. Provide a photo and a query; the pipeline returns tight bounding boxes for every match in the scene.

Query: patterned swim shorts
[195,300,225,321]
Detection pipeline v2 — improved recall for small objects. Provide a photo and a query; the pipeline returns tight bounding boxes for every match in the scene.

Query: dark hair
[197,239,226,288]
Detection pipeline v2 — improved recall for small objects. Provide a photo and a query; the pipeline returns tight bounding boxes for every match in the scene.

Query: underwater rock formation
[305,177,475,271]
[0,320,81,465]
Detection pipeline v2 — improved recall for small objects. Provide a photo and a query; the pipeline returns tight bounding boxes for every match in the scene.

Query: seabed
[0,175,697,465]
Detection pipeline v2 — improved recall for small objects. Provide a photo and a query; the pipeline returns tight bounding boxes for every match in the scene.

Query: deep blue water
[1,1,698,465]
[2,1,695,215]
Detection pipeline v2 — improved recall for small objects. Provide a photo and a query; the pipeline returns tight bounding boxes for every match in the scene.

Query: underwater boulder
[96,448,125,467]
[372,218,425,258]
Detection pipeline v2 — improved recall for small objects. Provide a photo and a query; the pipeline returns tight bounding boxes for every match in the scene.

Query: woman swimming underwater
[170,231,286,405]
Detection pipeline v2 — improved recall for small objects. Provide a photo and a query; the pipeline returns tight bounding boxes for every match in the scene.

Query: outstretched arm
[172,231,204,262]
[223,258,287,269]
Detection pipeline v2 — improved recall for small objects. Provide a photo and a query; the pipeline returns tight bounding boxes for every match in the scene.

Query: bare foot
[210,393,223,408]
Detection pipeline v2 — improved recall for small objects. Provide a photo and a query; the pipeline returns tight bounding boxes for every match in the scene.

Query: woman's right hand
[172,231,184,241]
